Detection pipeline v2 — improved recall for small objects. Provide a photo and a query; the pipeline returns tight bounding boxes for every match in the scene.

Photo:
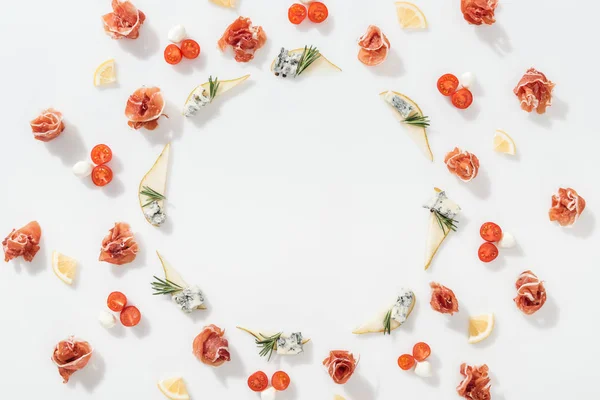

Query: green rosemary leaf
[140,186,166,207]
[383,309,392,335]
[151,275,183,295]
[296,46,321,77]
[432,210,458,235]
[256,332,282,361]
[403,113,431,128]
[209,76,220,101]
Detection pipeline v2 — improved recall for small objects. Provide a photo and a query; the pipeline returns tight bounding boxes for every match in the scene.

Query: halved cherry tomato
[107,291,127,312]
[308,2,328,23]
[480,222,503,242]
[247,371,268,392]
[180,39,200,59]
[288,3,307,25]
[412,342,431,362]
[451,88,473,109]
[272,371,291,391]
[437,73,459,96]
[398,354,416,370]
[120,305,141,327]
[91,144,112,165]
[91,165,113,187]
[164,44,182,65]
[478,242,499,263]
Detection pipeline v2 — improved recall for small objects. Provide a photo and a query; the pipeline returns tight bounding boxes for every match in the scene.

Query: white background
[1,0,598,398]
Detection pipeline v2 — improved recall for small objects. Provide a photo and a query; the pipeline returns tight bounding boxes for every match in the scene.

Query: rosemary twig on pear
[151,276,183,295]
[256,332,282,361]
[140,186,166,207]
[208,76,220,101]
[296,46,321,77]
[433,210,458,235]
[383,309,392,335]
[403,113,430,128]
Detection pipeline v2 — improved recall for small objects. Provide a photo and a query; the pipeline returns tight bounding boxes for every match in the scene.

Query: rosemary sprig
[296,46,321,77]
[432,210,458,235]
[383,309,392,335]
[151,276,183,295]
[403,113,431,128]
[256,332,282,361]
[208,76,220,101]
[140,186,166,207]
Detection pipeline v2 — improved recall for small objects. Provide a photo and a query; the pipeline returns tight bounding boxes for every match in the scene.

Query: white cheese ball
[261,387,277,400]
[168,24,187,43]
[98,310,117,329]
[498,232,516,248]
[414,361,432,378]
[460,72,475,89]
[72,161,93,178]
[300,0,313,3]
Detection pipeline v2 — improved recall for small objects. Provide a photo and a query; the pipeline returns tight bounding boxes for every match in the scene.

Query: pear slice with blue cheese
[155,251,207,311]
[270,46,341,78]
[139,143,170,227]
[236,326,310,359]
[424,188,460,270]
[183,74,250,116]
[352,289,416,334]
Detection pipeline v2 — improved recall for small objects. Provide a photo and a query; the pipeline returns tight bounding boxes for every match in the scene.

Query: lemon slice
[52,251,77,285]
[334,396,346,400]
[468,313,494,344]
[158,377,190,400]
[93,59,116,87]
[395,2,428,29]
[493,130,516,155]
[210,0,235,7]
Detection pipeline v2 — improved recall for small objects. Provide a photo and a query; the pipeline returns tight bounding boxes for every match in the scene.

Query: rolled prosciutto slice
[430,282,459,315]
[2,221,41,262]
[461,0,498,25]
[125,87,165,130]
[323,350,359,384]
[193,324,231,367]
[514,270,547,315]
[457,363,491,400]
[513,68,555,114]
[444,147,480,182]
[549,188,585,227]
[30,109,65,142]
[51,336,93,383]
[357,25,390,67]
[98,222,138,265]
[102,0,146,40]
[218,17,267,63]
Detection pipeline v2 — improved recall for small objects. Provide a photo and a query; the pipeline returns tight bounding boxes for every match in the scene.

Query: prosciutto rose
[218,17,267,63]
[193,324,231,367]
[430,282,459,315]
[549,188,585,227]
[98,222,138,265]
[30,109,65,142]
[514,270,547,315]
[2,221,41,262]
[357,25,390,66]
[457,363,491,400]
[445,148,480,182]
[513,68,555,114]
[102,0,146,40]
[51,336,93,383]
[323,350,358,384]
[461,0,498,25]
[125,87,165,131]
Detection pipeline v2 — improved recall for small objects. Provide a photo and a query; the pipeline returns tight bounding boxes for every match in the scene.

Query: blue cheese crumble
[172,285,205,313]
[273,48,302,78]
[391,289,415,324]
[183,88,211,117]
[277,332,303,355]
[423,191,461,219]
[384,91,415,118]
[143,200,167,225]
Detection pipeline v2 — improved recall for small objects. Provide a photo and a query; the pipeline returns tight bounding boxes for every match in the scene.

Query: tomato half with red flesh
[91,144,112,165]
[398,354,415,370]
[91,165,113,187]
[164,44,182,65]
[480,222,502,242]
[412,342,431,362]
[180,39,200,59]
[308,2,328,23]
[288,3,307,24]
[451,88,473,109]
[478,242,499,263]
[247,371,268,392]
[272,371,291,391]
[120,306,141,327]
[107,291,127,312]
[437,74,459,96]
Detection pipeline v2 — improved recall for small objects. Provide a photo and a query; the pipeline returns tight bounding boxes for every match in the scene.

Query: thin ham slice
[51,336,93,383]
[323,350,359,384]
[98,222,138,265]
[457,363,491,400]
[445,148,480,182]
[430,282,459,315]
[102,0,146,40]
[357,25,390,66]
[192,324,231,367]
[124,87,165,130]
[514,270,547,315]
[218,17,267,63]
[549,188,585,227]
[513,68,555,114]
[30,109,64,142]
[461,0,498,26]
[2,221,41,262]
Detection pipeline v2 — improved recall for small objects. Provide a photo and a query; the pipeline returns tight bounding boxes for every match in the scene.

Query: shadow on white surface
[457,100,481,121]
[489,369,507,400]
[282,341,315,367]
[46,124,87,167]
[142,101,185,145]
[249,36,273,70]
[564,211,595,239]
[211,346,246,386]
[296,15,335,36]
[13,241,47,275]
[132,314,151,338]
[474,23,512,55]
[367,48,405,78]
[466,168,491,200]
[523,295,559,329]
[74,350,105,392]
[172,51,207,76]
[117,23,160,59]
[107,321,126,338]
[421,353,441,388]
[345,373,378,400]
[527,96,569,128]
[445,302,468,336]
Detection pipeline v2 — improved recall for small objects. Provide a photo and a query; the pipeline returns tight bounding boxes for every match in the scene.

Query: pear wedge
[184,74,250,112]
[139,143,170,226]
[236,326,311,348]
[156,251,206,309]
[352,294,415,334]
[424,187,460,270]
[270,48,342,77]
[379,90,433,161]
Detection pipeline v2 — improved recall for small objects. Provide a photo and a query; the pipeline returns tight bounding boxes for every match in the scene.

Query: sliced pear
[379,90,433,162]
[156,251,206,309]
[139,143,170,227]
[236,326,311,348]
[270,48,342,77]
[424,187,460,270]
[353,294,415,334]
[184,74,250,111]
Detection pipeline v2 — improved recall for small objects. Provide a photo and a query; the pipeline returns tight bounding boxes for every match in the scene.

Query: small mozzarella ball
[261,387,277,400]
[72,161,93,178]
[460,72,475,89]
[414,361,432,378]
[300,0,313,3]
[98,310,117,329]
[498,232,516,248]
[168,24,187,43]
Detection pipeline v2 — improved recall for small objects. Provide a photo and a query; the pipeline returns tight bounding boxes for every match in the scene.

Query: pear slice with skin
[139,143,170,227]
[270,48,342,77]
[352,294,415,334]
[424,187,459,270]
[379,90,433,162]
[183,74,250,112]
[156,251,206,309]
[236,326,311,349]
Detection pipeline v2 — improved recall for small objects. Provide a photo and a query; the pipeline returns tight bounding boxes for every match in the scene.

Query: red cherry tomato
[164,44,182,65]
[478,242,499,263]
[412,342,431,362]
[480,222,503,242]
[288,3,307,25]
[308,2,328,23]
[271,371,291,391]
[437,73,459,96]
[247,371,268,392]
[398,354,416,370]
[90,144,112,165]
[451,88,473,109]
[91,165,113,187]
[180,39,200,59]
[107,291,127,312]
[120,306,141,327]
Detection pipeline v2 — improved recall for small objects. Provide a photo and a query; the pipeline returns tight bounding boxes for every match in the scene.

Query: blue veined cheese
[172,285,205,313]
[273,48,302,78]
[423,191,461,219]
[391,288,415,324]
[383,91,415,118]
[276,332,303,355]
[143,200,167,225]
[183,89,211,117]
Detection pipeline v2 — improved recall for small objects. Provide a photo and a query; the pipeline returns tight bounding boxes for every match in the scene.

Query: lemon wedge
[395,2,428,29]
[52,251,77,285]
[93,59,116,87]
[468,313,495,344]
[334,396,346,400]
[210,0,235,7]
[493,130,516,155]
[158,377,190,400]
